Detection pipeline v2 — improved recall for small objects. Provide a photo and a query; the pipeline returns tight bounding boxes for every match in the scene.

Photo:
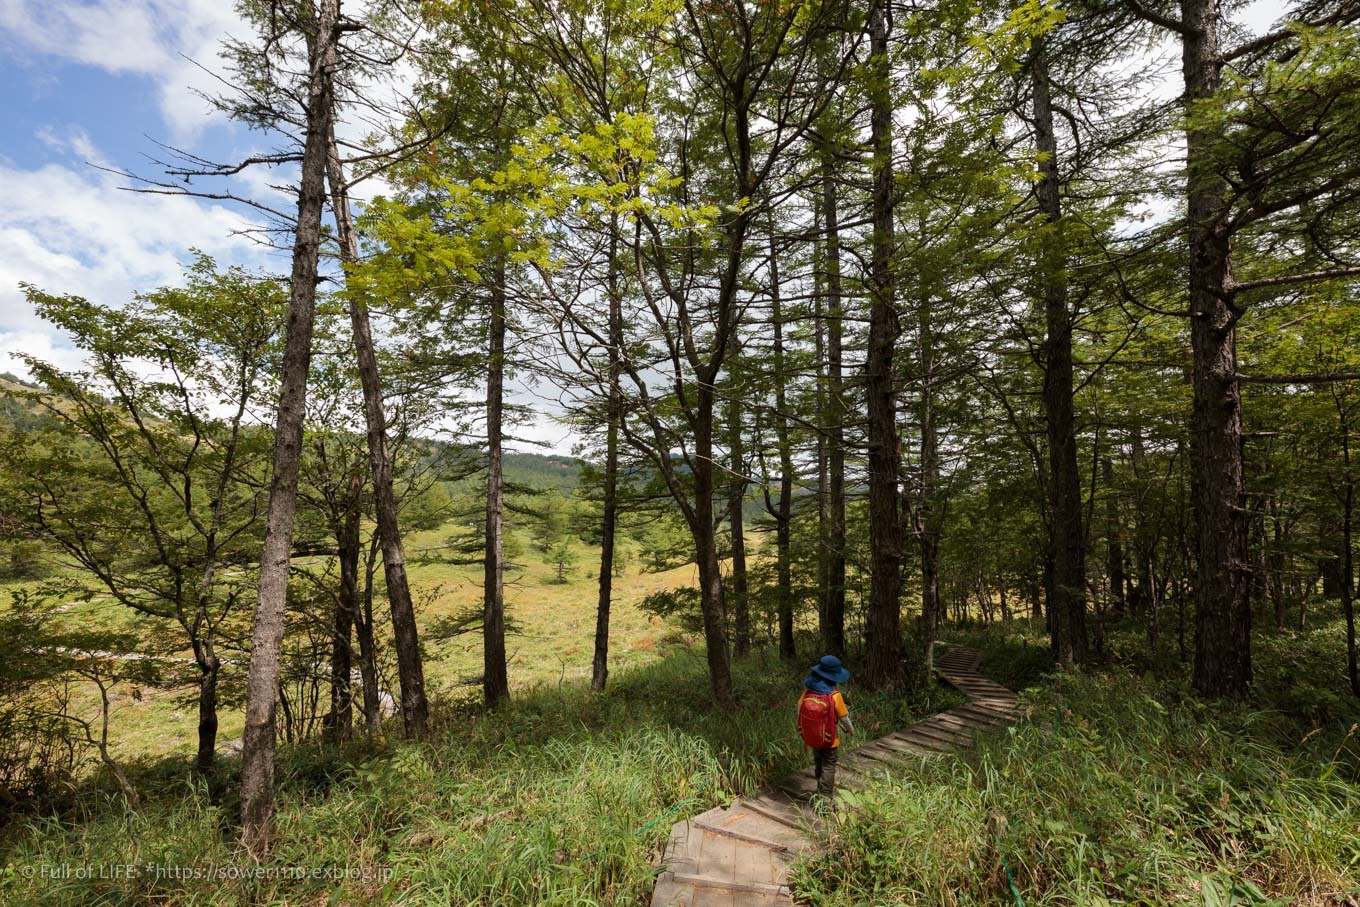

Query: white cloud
[0,0,244,143]
[0,137,260,376]
[0,329,89,379]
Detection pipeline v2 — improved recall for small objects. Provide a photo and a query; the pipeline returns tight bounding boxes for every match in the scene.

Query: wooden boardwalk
[649,645,1019,906]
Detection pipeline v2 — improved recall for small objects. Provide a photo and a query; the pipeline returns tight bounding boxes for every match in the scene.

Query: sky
[0,0,1289,455]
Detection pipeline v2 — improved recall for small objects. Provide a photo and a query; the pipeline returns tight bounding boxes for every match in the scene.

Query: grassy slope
[793,618,1360,906]
[0,639,964,906]
[0,523,709,762]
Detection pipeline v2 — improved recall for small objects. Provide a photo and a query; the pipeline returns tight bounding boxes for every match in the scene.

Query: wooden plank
[929,712,987,733]
[857,742,922,766]
[738,797,809,833]
[892,728,956,751]
[873,735,936,756]
[693,819,788,853]
[668,871,789,896]
[851,745,906,767]
[706,805,814,854]
[949,708,1011,729]
[913,718,976,745]
[956,701,1017,719]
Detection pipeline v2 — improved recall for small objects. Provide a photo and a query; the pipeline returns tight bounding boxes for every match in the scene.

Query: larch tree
[1123,0,1360,696]
[862,0,906,690]
[240,0,342,854]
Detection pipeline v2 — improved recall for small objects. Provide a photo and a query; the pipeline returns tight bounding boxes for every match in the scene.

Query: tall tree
[592,215,625,692]
[820,149,849,658]
[1030,34,1088,667]
[240,0,340,854]
[766,217,797,660]
[13,262,278,777]
[863,0,906,690]
[1123,0,1360,696]
[326,133,429,735]
[483,252,511,708]
[727,328,751,658]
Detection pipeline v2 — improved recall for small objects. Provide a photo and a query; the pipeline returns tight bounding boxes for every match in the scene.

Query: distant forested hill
[503,452,583,492]
[0,373,53,434]
[0,376,586,495]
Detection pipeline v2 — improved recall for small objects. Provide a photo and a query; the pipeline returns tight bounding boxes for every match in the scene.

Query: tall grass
[1,643,959,906]
[792,668,1360,905]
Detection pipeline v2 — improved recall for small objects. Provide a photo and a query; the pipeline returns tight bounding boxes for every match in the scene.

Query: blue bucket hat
[805,655,850,688]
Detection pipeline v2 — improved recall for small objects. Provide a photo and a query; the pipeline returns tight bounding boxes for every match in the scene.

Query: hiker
[796,655,855,800]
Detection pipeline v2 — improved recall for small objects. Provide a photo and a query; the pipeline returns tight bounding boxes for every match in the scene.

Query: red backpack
[797,691,837,748]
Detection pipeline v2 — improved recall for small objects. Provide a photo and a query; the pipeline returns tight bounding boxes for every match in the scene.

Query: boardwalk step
[892,728,956,751]
[652,870,792,906]
[955,709,1015,727]
[739,796,811,832]
[929,711,991,733]
[693,803,812,854]
[667,871,789,896]
[914,719,977,745]
[693,819,788,852]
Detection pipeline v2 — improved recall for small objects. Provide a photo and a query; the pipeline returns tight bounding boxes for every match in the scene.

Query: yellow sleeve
[833,691,849,719]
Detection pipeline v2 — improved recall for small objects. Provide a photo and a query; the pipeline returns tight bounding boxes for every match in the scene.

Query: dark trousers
[813,746,838,797]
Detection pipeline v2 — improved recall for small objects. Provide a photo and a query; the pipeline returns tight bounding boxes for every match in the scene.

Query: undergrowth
[0,641,959,906]
[794,618,1360,906]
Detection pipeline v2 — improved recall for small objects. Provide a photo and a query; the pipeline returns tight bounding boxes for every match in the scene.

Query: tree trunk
[1339,398,1358,696]
[356,534,381,731]
[592,219,623,692]
[326,134,428,736]
[1182,0,1251,698]
[239,0,338,855]
[1032,36,1087,669]
[769,221,795,659]
[484,256,510,708]
[1103,455,1127,619]
[916,295,941,668]
[821,152,847,658]
[325,473,361,743]
[693,380,735,704]
[194,641,220,776]
[863,0,904,690]
[727,330,750,658]
[1130,425,1159,648]
[814,195,831,645]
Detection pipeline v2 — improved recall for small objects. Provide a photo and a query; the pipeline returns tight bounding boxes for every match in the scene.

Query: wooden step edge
[929,712,990,732]
[898,725,965,749]
[739,798,810,832]
[968,701,1020,712]
[946,707,1011,728]
[666,871,791,897]
[839,753,893,776]
[851,745,906,767]
[692,818,790,853]
[890,730,956,752]
[856,742,923,766]
[913,722,976,745]
[873,736,938,756]
[949,706,1012,727]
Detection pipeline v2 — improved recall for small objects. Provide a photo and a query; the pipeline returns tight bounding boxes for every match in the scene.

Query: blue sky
[0,0,293,375]
[0,0,578,452]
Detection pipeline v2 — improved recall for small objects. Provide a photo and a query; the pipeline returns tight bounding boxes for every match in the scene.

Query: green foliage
[793,666,1360,905]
